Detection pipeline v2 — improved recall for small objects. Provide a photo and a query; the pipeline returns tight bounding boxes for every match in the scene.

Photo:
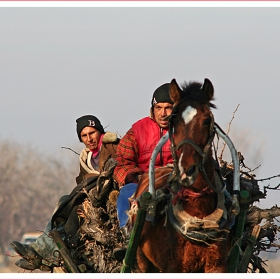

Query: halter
[168,100,219,193]
[164,99,228,243]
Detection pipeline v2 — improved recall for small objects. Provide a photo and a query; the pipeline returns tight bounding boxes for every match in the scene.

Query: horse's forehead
[180,101,209,120]
[181,105,197,125]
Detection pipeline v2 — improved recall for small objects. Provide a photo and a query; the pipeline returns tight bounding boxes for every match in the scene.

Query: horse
[131,78,230,273]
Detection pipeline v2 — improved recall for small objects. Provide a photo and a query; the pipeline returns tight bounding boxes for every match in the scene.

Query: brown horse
[132,78,230,273]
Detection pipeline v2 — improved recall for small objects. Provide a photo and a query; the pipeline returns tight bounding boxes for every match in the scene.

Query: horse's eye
[203,118,211,126]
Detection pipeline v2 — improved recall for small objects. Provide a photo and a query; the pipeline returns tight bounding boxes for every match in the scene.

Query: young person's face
[153,102,173,128]
[80,126,102,150]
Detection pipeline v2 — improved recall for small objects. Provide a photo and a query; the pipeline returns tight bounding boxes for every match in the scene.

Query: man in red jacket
[113,83,174,260]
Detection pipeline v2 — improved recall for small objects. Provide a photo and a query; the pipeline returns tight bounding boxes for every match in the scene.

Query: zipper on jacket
[160,127,163,166]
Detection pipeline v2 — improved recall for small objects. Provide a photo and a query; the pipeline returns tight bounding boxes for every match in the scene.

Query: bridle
[168,99,219,193]
[166,99,228,243]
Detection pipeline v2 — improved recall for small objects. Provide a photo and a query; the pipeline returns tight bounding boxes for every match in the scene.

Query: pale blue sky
[1,6,280,207]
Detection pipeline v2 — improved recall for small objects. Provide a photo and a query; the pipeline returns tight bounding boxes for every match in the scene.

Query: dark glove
[96,158,117,192]
[92,158,118,207]
[90,180,112,207]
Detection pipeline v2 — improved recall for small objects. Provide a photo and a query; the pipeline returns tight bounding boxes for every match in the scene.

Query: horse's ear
[202,78,214,102]
[169,79,182,106]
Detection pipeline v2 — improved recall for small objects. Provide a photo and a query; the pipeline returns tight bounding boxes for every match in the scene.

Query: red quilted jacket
[114,117,172,186]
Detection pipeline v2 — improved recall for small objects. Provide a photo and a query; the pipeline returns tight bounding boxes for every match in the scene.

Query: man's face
[153,102,173,128]
[80,126,102,150]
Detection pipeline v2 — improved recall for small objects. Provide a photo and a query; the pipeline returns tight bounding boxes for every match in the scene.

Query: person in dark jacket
[10,115,119,271]
[113,84,174,260]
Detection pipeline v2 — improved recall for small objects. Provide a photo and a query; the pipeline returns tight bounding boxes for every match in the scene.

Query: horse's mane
[180,81,216,109]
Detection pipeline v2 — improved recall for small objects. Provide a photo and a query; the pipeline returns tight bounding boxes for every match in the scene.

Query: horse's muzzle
[179,164,198,186]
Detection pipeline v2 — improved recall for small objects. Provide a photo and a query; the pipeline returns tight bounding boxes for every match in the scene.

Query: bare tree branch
[220,104,240,159]
[61,146,79,155]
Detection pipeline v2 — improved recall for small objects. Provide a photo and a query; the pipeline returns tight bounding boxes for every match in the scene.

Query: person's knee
[119,183,137,197]
[117,183,137,219]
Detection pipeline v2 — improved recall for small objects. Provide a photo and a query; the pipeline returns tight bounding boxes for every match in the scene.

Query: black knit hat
[151,83,173,107]
[76,115,105,141]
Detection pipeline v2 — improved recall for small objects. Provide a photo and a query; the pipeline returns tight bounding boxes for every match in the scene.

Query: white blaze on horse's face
[178,105,198,186]
[182,106,197,125]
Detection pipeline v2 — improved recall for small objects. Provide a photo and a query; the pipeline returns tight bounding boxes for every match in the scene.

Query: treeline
[0,139,79,254]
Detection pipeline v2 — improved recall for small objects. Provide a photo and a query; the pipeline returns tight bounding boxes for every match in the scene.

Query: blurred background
[1,5,280,273]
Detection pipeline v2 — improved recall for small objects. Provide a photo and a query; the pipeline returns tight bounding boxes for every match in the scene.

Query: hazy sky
[1,5,280,207]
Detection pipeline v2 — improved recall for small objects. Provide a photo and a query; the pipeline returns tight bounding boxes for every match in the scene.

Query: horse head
[168,78,216,192]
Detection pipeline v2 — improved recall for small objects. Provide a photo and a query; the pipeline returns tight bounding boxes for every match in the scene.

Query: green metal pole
[121,192,152,273]
[226,190,250,273]
[238,224,261,272]
[49,230,80,273]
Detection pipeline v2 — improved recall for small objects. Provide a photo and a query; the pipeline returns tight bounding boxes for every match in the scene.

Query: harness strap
[167,203,227,245]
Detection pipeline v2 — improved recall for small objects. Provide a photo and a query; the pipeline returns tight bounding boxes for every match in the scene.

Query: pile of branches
[219,153,280,273]
[63,189,124,273]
